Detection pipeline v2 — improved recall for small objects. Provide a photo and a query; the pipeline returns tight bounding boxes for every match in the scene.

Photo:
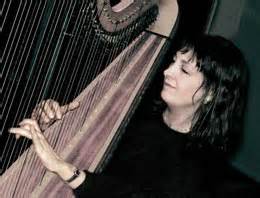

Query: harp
[0,0,178,197]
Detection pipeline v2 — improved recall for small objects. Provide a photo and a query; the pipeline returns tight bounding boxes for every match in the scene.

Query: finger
[61,101,80,114]
[43,100,55,119]
[18,124,32,139]
[29,126,61,172]
[31,110,37,119]
[29,126,45,155]
[40,111,51,124]
[68,101,80,111]
[31,105,42,119]
[19,123,31,130]
[19,119,41,132]
[9,128,32,139]
[31,105,44,120]
[52,101,62,119]
[30,126,53,156]
[30,125,44,141]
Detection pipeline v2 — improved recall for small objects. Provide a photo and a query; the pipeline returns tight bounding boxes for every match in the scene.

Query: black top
[73,115,217,198]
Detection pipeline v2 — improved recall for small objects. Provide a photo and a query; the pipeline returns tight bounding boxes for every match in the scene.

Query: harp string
[0,1,161,196]
[72,7,109,103]
[52,2,94,101]
[1,0,51,169]
[36,2,144,188]
[108,25,136,81]
[1,0,45,136]
[48,1,96,148]
[36,2,95,187]
[5,0,74,189]
[3,0,93,170]
[1,0,139,173]
[46,1,96,144]
[1,0,14,75]
[2,0,58,169]
[1,0,77,172]
[20,1,104,187]
[10,0,135,191]
[73,10,136,115]
[114,2,148,78]
[47,3,87,100]
[64,3,99,100]
[1,0,28,96]
[51,4,147,162]
[14,0,74,163]
[89,25,140,106]
[6,1,92,193]
[53,1,118,144]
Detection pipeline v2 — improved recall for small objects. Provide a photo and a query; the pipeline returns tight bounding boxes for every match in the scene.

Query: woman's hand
[9,119,86,188]
[9,119,63,172]
[31,99,79,130]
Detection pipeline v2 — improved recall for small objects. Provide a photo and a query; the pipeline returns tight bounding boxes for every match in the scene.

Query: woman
[9,34,247,197]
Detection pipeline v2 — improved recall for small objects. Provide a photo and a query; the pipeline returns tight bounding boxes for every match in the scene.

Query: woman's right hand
[31,99,80,130]
[9,119,87,189]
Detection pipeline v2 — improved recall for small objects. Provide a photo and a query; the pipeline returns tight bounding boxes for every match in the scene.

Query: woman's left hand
[9,119,63,173]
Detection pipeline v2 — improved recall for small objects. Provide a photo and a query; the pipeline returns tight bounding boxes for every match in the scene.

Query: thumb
[61,101,80,113]
[68,101,80,110]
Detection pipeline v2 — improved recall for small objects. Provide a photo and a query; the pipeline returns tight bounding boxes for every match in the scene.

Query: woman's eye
[181,68,189,75]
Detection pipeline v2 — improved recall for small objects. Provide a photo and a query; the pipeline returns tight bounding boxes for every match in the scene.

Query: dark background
[136,0,260,184]
[208,0,260,183]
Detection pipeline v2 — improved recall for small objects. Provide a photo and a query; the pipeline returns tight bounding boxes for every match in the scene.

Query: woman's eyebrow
[182,55,197,65]
[182,60,199,72]
[180,59,192,65]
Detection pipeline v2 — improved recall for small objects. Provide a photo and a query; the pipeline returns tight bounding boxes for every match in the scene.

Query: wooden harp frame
[0,0,179,197]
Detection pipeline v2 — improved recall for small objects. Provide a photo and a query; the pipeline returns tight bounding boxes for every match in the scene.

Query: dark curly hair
[178,35,248,152]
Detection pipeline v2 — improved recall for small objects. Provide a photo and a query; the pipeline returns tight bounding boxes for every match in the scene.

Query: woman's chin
[161,91,175,105]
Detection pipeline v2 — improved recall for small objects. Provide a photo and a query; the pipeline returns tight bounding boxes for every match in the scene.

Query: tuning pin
[63,32,74,37]
[103,0,108,6]
[106,14,111,19]
[112,20,120,24]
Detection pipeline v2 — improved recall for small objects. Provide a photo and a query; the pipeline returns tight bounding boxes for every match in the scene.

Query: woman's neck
[163,106,197,133]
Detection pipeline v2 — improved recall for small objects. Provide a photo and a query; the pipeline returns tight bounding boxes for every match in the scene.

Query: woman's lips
[164,81,176,89]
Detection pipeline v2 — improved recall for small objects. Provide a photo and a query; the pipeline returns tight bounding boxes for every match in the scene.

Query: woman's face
[161,50,205,109]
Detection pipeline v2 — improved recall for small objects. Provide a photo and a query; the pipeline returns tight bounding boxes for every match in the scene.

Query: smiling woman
[161,50,205,133]
[162,35,248,149]
[8,34,248,198]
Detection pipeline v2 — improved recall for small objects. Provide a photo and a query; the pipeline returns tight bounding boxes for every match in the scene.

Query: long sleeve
[72,116,212,198]
[73,117,170,197]
[73,170,136,197]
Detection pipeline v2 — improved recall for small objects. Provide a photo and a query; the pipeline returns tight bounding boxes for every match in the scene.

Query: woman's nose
[164,63,177,76]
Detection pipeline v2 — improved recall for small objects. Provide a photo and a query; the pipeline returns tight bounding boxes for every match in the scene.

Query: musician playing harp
[9,34,248,197]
